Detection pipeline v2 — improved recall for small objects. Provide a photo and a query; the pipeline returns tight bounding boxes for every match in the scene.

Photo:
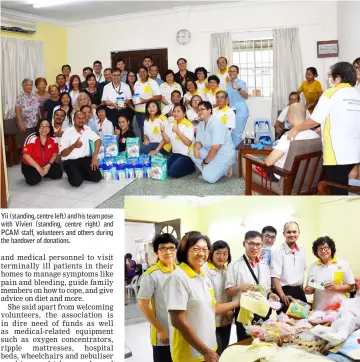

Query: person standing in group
[305,236,355,311]
[163,232,240,362]
[101,68,133,128]
[183,79,202,109]
[56,74,69,93]
[84,73,103,108]
[213,91,236,131]
[44,85,60,122]
[195,67,208,99]
[69,75,82,107]
[271,221,307,312]
[160,70,183,110]
[116,58,128,83]
[134,66,162,138]
[93,60,105,83]
[226,230,279,342]
[287,62,360,195]
[99,67,112,90]
[205,76,222,107]
[52,92,73,131]
[174,58,196,93]
[260,226,277,266]
[227,65,249,147]
[202,240,233,357]
[216,57,229,90]
[15,78,40,137]
[34,77,49,119]
[150,65,164,86]
[138,234,179,362]
[81,67,93,89]
[62,64,71,88]
[60,111,102,187]
[297,67,323,113]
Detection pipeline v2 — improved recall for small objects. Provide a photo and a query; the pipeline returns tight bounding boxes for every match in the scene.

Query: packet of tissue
[286,299,311,319]
[89,140,105,160]
[115,152,127,165]
[103,135,119,157]
[139,154,151,166]
[126,137,140,158]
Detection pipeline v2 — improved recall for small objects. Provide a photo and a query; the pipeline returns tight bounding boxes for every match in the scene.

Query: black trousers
[106,107,134,129]
[152,345,172,362]
[278,285,307,314]
[216,324,232,356]
[21,162,63,186]
[63,156,102,187]
[323,164,357,195]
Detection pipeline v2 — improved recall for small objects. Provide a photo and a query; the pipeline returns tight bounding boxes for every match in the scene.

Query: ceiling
[1,1,238,23]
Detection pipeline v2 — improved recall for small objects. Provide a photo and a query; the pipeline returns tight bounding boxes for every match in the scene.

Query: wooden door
[155,218,181,241]
[111,48,168,78]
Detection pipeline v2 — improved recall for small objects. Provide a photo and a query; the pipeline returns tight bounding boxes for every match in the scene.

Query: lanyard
[112,82,123,95]
[243,254,260,285]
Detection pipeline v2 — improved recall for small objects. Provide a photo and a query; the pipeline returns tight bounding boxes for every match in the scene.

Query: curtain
[271,28,303,120]
[210,32,232,74]
[1,37,45,120]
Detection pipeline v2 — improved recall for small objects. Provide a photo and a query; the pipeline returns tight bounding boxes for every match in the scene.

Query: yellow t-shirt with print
[297,80,323,112]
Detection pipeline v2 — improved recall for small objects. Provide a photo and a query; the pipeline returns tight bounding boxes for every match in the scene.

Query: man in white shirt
[53,109,66,141]
[263,102,319,180]
[270,221,307,312]
[60,111,102,187]
[275,92,311,138]
[216,57,229,90]
[161,90,182,121]
[260,226,277,266]
[93,60,105,83]
[226,230,279,341]
[101,67,132,128]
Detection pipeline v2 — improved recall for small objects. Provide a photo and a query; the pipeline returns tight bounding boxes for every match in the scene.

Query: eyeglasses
[39,125,50,129]
[245,242,263,249]
[263,234,276,240]
[158,247,177,253]
[317,246,330,253]
[190,247,209,254]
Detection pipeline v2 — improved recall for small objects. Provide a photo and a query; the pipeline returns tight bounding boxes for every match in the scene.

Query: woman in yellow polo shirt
[158,104,196,178]
[138,233,179,362]
[206,75,222,107]
[195,67,208,99]
[297,67,323,113]
[304,236,355,310]
[163,232,240,362]
[183,79,202,108]
[202,240,233,357]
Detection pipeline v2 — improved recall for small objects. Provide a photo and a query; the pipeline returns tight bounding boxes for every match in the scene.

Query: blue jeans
[167,153,196,178]
[135,112,146,139]
[140,142,169,155]
[232,116,248,147]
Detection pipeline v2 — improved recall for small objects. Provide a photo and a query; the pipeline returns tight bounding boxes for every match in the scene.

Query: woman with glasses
[227,65,249,147]
[205,75,222,107]
[190,101,236,183]
[226,231,280,342]
[138,233,179,362]
[305,236,355,310]
[202,240,233,357]
[186,95,202,132]
[21,119,63,185]
[195,67,208,99]
[163,232,239,362]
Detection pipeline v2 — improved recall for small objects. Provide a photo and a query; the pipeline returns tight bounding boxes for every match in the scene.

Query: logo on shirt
[48,144,52,149]
[23,147,28,152]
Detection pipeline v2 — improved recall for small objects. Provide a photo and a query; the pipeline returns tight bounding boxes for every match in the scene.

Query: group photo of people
[124,195,360,362]
[6,54,360,199]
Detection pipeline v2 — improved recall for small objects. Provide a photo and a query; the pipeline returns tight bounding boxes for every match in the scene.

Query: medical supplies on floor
[126,137,140,158]
[150,154,168,181]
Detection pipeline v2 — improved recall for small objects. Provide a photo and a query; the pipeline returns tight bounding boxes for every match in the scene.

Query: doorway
[111,48,168,78]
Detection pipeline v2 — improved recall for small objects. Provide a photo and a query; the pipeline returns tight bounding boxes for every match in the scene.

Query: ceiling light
[27,0,84,8]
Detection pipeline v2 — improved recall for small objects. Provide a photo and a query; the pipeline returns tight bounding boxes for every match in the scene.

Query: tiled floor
[125,321,237,361]
[6,165,134,208]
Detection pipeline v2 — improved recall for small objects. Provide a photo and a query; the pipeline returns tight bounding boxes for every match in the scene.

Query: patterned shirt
[15,91,40,129]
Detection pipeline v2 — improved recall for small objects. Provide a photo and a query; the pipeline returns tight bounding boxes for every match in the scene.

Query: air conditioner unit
[1,15,36,34]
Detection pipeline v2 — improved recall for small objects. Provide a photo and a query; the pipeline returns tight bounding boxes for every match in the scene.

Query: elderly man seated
[243,103,319,180]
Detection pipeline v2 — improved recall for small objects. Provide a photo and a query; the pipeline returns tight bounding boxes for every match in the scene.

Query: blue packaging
[103,134,119,157]
[111,165,118,180]
[115,152,127,164]
[144,166,151,178]
[117,164,126,180]
[127,157,139,166]
[103,165,112,181]
[135,165,144,178]
[98,164,104,178]
[139,154,151,166]
[126,164,135,179]
[126,137,141,158]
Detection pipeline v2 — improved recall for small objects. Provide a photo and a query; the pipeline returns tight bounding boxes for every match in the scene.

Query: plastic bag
[103,134,119,157]
[308,311,338,325]
[126,137,140,158]
[286,299,311,319]
[151,154,168,181]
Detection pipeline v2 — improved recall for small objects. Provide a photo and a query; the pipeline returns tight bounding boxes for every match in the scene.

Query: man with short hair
[263,103,319,180]
[275,92,311,138]
[82,67,93,88]
[60,111,102,187]
[116,58,128,83]
[174,58,196,92]
[216,57,229,90]
[101,67,132,127]
[93,60,105,83]
[226,230,279,341]
[260,226,277,265]
[100,68,112,90]
[271,221,307,312]
[143,56,153,71]
[149,65,164,86]
[53,108,66,139]
[56,74,68,93]
[161,90,182,121]
[61,64,71,88]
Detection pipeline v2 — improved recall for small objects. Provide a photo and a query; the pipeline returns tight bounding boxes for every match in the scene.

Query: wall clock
[176,29,191,45]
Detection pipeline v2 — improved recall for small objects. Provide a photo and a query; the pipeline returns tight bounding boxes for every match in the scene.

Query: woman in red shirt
[22,119,63,185]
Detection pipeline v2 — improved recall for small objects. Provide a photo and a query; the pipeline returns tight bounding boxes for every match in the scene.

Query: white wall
[337,1,360,63]
[125,222,155,263]
[68,1,338,129]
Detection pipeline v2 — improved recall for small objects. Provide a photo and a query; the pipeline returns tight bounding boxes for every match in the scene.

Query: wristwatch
[203,159,209,165]
[156,148,161,152]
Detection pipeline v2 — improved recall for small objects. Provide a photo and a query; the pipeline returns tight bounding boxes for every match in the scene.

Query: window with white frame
[232,38,273,98]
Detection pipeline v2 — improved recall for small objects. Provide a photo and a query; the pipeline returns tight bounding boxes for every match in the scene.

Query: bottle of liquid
[245,132,250,145]
[254,121,259,139]
[251,132,255,144]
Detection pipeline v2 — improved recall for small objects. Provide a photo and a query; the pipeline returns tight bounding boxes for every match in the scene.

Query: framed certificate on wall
[317,40,339,58]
